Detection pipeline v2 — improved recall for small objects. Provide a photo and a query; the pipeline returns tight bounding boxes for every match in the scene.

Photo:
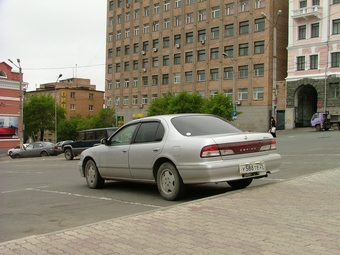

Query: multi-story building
[105,0,288,132]
[286,0,340,129]
[27,78,104,142]
[0,61,28,148]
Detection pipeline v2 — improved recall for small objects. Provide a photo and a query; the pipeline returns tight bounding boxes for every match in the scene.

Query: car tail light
[200,139,276,158]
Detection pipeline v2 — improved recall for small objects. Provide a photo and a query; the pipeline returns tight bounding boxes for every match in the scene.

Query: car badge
[244,136,248,140]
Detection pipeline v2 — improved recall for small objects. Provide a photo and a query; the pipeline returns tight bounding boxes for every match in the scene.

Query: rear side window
[77,132,85,140]
[171,115,241,136]
[86,131,95,140]
[96,130,107,139]
[134,122,164,143]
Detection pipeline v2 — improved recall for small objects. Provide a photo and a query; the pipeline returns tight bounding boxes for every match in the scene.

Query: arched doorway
[294,85,317,127]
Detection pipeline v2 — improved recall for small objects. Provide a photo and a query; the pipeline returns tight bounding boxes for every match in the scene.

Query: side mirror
[100,138,108,145]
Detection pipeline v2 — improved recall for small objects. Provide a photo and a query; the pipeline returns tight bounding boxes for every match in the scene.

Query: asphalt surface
[0,128,339,254]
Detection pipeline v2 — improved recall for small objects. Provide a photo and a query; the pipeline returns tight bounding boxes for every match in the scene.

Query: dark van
[62,127,119,160]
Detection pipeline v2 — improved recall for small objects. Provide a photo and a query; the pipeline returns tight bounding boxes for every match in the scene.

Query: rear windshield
[171,115,241,136]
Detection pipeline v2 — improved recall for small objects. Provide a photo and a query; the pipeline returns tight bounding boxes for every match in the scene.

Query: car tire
[315,124,321,131]
[40,151,48,157]
[85,159,104,189]
[13,154,21,159]
[156,162,186,201]
[227,178,253,189]
[64,148,74,160]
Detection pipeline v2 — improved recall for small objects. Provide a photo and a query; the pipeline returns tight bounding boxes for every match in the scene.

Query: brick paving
[1,168,339,255]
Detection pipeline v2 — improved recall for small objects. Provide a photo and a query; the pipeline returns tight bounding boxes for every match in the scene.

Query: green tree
[168,91,204,114]
[147,92,173,116]
[23,94,66,141]
[201,92,233,121]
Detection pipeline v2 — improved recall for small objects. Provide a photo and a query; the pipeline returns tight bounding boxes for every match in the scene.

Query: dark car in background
[11,142,55,159]
[62,127,119,160]
[50,140,73,156]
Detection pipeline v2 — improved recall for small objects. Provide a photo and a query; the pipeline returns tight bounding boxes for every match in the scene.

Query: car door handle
[152,148,160,152]
[122,149,128,153]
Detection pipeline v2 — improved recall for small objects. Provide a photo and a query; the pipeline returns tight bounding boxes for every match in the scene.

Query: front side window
[110,124,138,145]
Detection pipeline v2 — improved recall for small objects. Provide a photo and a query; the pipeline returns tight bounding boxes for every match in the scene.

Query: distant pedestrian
[270,117,276,137]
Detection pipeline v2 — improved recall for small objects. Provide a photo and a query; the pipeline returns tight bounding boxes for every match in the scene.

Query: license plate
[239,162,266,174]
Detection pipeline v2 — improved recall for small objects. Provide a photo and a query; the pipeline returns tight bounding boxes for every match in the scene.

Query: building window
[186,32,193,44]
[123,96,129,105]
[311,23,319,38]
[163,55,170,66]
[238,88,248,100]
[239,65,248,78]
[154,3,160,13]
[239,21,249,34]
[153,39,159,48]
[174,54,181,64]
[108,33,113,42]
[198,9,206,21]
[89,105,94,111]
[174,73,181,84]
[124,61,130,71]
[226,3,234,15]
[254,41,265,54]
[210,68,219,80]
[333,19,340,34]
[125,45,130,55]
[197,70,205,81]
[186,12,194,24]
[116,30,121,40]
[333,0,340,4]
[116,47,121,56]
[331,52,340,67]
[108,64,113,74]
[115,80,120,88]
[255,18,265,32]
[134,9,139,19]
[115,96,120,106]
[298,25,306,40]
[152,57,159,67]
[186,0,194,4]
[300,0,307,8]
[107,97,112,106]
[162,74,169,84]
[254,64,264,77]
[117,0,122,7]
[144,6,150,16]
[240,0,249,12]
[198,29,206,41]
[134,26,139,35]
[163,37,170,48]
[143,23,149,33]
[125,12,130,21]
[153,21,159,31]
[152,94,158,101]
[107,81,112,89]
[124,79,129,88]
[132,60,138,70]
[175,16,182,26]
[109,1,114,10]
[174,34,181,45]
[116,63,121,72]
[253,87,264,100]
[133,43,139,53]
[132,95,138,105]
[70,104,75,110]
[152,75,158,85]
[133,78,138,87]
[164,0,170,11]
[117,14,122,24]
[185,71,192,82]
[142,95,148,104]
[310,55,318,69]
[143,41,149,51]
[185,51,193,63]
[224,45,234,57]
[225,24,234,37]
[313,0,320,5]
[255,0,265,9]
[175,0,182,8]
[197,50,206,61]
[70,92,75,98]
[211,27,220,39]
[142,58,148,68]
[211,6,220,18]
[239,43,249,56]
[297,56,306,70]
[224,67,233,79]
[329,83,340,98]
[210,48,219,59]
[164,18,170,29]
[109,17,113,26]
[142,76,148,86]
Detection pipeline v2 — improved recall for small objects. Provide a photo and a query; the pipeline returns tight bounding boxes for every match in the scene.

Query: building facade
[105,0,288,132]
[0,62,28,148]
[286,0,340,129]
[27,78,104,142]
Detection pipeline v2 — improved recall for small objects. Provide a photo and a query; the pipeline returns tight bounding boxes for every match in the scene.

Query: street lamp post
[55,74,62,143]
[8,59,24,148]
[261,10,282,119]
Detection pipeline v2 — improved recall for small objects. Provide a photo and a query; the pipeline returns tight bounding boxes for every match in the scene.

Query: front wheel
[156,162,186,201]
[12,154,21,159]
[85,159,104,189]
[315,124,321,131]
[64,148,74,160]
[40,151,48,157]
[227,178,253,189]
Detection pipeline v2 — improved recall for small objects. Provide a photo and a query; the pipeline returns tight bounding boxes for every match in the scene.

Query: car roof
[126,113,213,125]
[79,127,119,132]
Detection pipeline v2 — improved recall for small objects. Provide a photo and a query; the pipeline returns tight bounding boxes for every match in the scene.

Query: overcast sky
[0,0,107,92]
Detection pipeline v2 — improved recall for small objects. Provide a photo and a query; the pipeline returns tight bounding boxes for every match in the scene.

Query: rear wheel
[227,178,253,189]
[40,151,48,157]
[156,162,186,201]
[64,148,74,160]
[13,154,21,159]
[85,159,104,189]
[315,124,321,131]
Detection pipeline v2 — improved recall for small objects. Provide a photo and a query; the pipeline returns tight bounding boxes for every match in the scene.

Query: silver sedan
[78,114,281,201]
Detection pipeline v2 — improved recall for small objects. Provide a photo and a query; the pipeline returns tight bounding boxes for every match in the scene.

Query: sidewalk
[1,168,339,255]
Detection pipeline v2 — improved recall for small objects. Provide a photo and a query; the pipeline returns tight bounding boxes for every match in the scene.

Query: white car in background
[7,144,29,156]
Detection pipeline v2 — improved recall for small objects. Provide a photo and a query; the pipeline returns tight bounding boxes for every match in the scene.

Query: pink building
[0,61,28,148]
[286,0,340,129]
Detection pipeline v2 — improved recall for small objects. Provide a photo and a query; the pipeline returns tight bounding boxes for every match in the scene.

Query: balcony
[292,6,322,20]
